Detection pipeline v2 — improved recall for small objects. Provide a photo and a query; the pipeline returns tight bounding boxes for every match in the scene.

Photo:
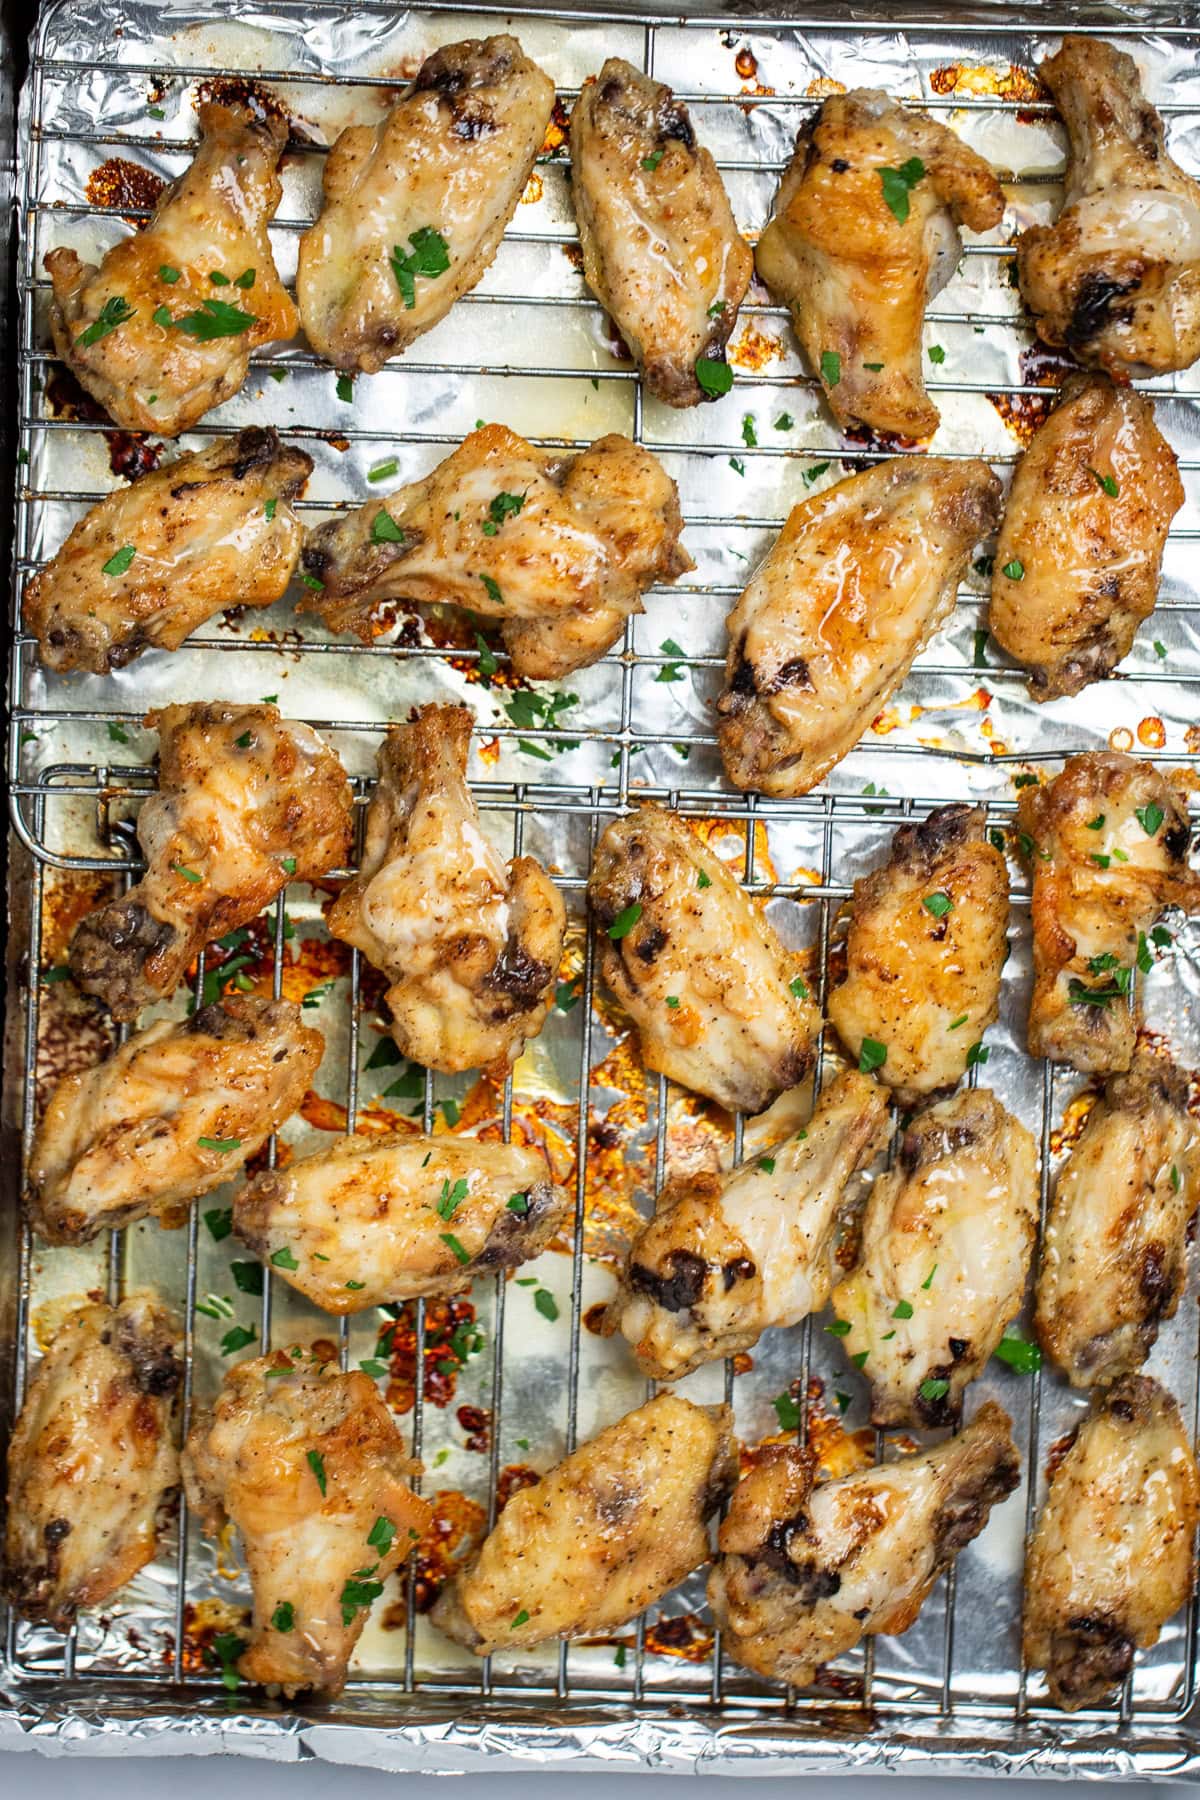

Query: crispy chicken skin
[569,58,752,407]
[183,1351,431,1696]
[831,1090,1038,1428]
[709,1401,1019,1686]
[828,805,1009,1103]
[603,1070,890,1381]
[24,429,313,675]
[431,1393,737,1655]
[587,807,822,1114]
[1035,1054,1199,1388]
[1024,1375,1200,1711]
[756,91,1004,437]
[990,374,1183,700]
[718,457,1002,797]
[302,425,691,682]
[234,1133,566,1312]
[69,703,353,1022]
[1017,38,1200,378]
[297,37,553,374]
[44,104,297,437]
[328,705,565,1073]
[3,1296,182,1630]
[28,997,322,1247]
[1018,754,1200,1073]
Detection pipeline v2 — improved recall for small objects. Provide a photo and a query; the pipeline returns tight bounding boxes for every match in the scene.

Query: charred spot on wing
[633,923,666,964]
[722,1255,756,1291]
[1066,270,1142,348]
[758,656,813,697]
[629,1249,708,1313]
[487,937,551,1007]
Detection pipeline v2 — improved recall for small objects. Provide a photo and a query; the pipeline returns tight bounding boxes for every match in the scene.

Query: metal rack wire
[5,0,1200,1764]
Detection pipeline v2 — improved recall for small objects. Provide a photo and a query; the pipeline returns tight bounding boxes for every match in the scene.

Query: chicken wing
[709,1400,1018,1686]
[603,1070,890,1382]
[3,1295,181,1630]
[587,806,822,1114]
[756,91,1004,437]
[1024,1374,1200,1711]
[233,1133,566,1312]
[827,804,1009,1103]
[990,374,1183,699]
[28,997,322,1247]
[301,425,690,681]
[1035,1054,1199,1388]
[1017,37,1200,378]
[569,58,752,406]
[69,702,353,1022]
[44,103,298,437]
[830,1089,1038,1428]
[327,705,564,1073]
[1018,753,1200,1073]
[297,37,553,374]
[430,1393,736,1655]
[718,457,1002,796]
[24,429,312,675]
[183,1350,431,1696]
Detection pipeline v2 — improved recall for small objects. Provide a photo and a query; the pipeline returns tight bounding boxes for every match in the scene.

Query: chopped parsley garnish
[1085,814,1105,830]
[666,995,679,1008]
[993,1329,1041,1375]
[758,1156,776,1175]
[554,980,579,1013]
[774,412,794,431]
[270,1246,299,1270]
[820,349,841,387]
[825,1319,851,1337]
[440,1232,470,1266]
[507,1192,530,1215]
[772,1391,801,1431]
[281,856,297,876]
[1002,559,1025,581]
[1088,467,1119,497]
[790,975,809,1000]
[231,1261,263,1296]
[695,357,733,397]
[220,1322,257,1356]
[696,869,712,890]
[479,573,503,604]
[534,1288,559,1323]
[390,226,451,309]
[107,721,128,745]
[641,150,663,172]
[1171,1165,1182,1193]
[340,1566,384,1625]
[922,1265,937,1290]
[511,1609,530,1629]
[307,1449,327,1496]
[1135,802,1164,837]
[607,901,642,940]
[209,270,230,286]
[372,509,406,544]
[235,268,256,290]
[272,1602,295,1632]
[965,1041,989,1068]
[892,1299,914,1320]
[367,1516,396,1556]
[360,1359,389,1378]
[174,297,257,339]
[437,1177,469,1222]
[475,634,499,680]
[159,265,180,284]
[922,892,952,918]
[484,490,526,535]
[1067,976,1128,1009]
[927,344,945,365]
[336,374,354,403]
[851,1350,869,1369]
[102,544,136,577]
[878,156,925,223]
[204,1206,233,1242]
[368,457,399,483]
[264,498,277,522]
[919,1376,950,1402]
[656,636,687,682]
[152,304,172,328]
[858,1037,887,1073]
[741,414,758,448]
[803,461,831,485]
[1137,932,1154,974]
[77,295,135,346]
[974,629,990,669]
[949,1013,968,1030]
[1155,641,1167,660]
[197,1135,241,1155]
[208,1631,245,1692]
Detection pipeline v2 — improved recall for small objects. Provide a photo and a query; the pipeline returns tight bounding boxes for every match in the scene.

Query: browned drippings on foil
[496,1462,541,1511]
[45,365,165,479]
[456,1403,491,1452]
[392,1488,487,1618]
[929,62,1046,109]
[171,1596,251,1675]
[543,96,570,156]
[85,157,165,222]
[381,1294,481,1414]
[729,321,783,372]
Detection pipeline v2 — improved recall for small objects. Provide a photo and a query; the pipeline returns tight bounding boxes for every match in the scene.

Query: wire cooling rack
[5,0,1200,1773]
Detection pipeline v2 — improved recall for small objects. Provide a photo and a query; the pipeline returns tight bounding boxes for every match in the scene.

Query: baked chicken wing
[301,425,690,681]
[587,806,822,1114]
[1018,753,1200,1073]
[430,1393,736,1655]
[603,1069,890,1382]
[28,997,322,1247]
[1024,1374,1200,1711]
[718,457,1002,796]
[990,374,1183,699]
[1035,1053,1199,1388]
[3,1295,181,1630]
[1017,37,1200,378]
[233,1133,566,1312]
[69,702,353,1022]
[183,1350,431,1696]
[830,1089,1038,1428]
[24,428,312,675]
[570,58,752,406]
[828,804,1009,1103]
[44,103,297,437]
[327,705,565,1073]
[756,91,1004,437]
[297,36,553,374]
[708,1400,1019,1686]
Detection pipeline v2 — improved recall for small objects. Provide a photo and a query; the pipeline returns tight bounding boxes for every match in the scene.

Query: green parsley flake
[197,1135,241,1153]
[695,357,733,397]
[102,544,136,577]
[77,295,135,346]
[892,1299,914,1320]
[272,1602,295,1632]
[220,1323,257,1357]
[511,1609,531,1629]
[820,349,841,387]
[174,298,257,340]
[270,1246,299,1270]
[307,1449,327,1495]
[371,509,406,544]
[1088,467,1119,497]
[607,901,642,940]
[507,1192,530,1215]
[919,1376,950,1402]
[1135,802,1164,837]
[772,1392,801,1431]
[440,1232,470,1266]
[790,975,809,1000]
[993,1329,1042,1375]
[922,892,952,918]
[1002,559,1025,581]
[336,374,354,403]
[368,458,399,483]
[927,344,945,364]
[641,150,664,172]
[758,1157,776,1175]
[340,1566,384,1625]
[367,1515,396,1555]
[966,1041,989,1068]
[878,156,925,223]
[390,226,451,310]
[696,869,712,890]
[858,1037,887,1073]
[534,1288,559,1323]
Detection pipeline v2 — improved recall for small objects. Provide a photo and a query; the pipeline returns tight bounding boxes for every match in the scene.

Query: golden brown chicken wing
[44,103,298,436]
[1024,1374,1200,1711]
[24,428,312,674]
[587,806,821,1114]
[830,1089,1039,1428]
[28,997,322,1246]
[990,374,1183,699]
[827,804,1009,1103]
[603,1069,890,1381]
[302,425,690,682]
[69,702,353,1022]
[3,1295,181,1630]
[297,37,553,374]
[327,705,564,1073]
[183,1349,431,1696]
[430,1393,736,1655]
[718,457,1002,796]
[570,58,752,406]
[1035,1053,1199,1388]
[1017,37,1200,378]
[756,90,1004,436]
[233,1133,566,1312]
[709,1400,1019,1686]
[1018,753,1200,1073]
